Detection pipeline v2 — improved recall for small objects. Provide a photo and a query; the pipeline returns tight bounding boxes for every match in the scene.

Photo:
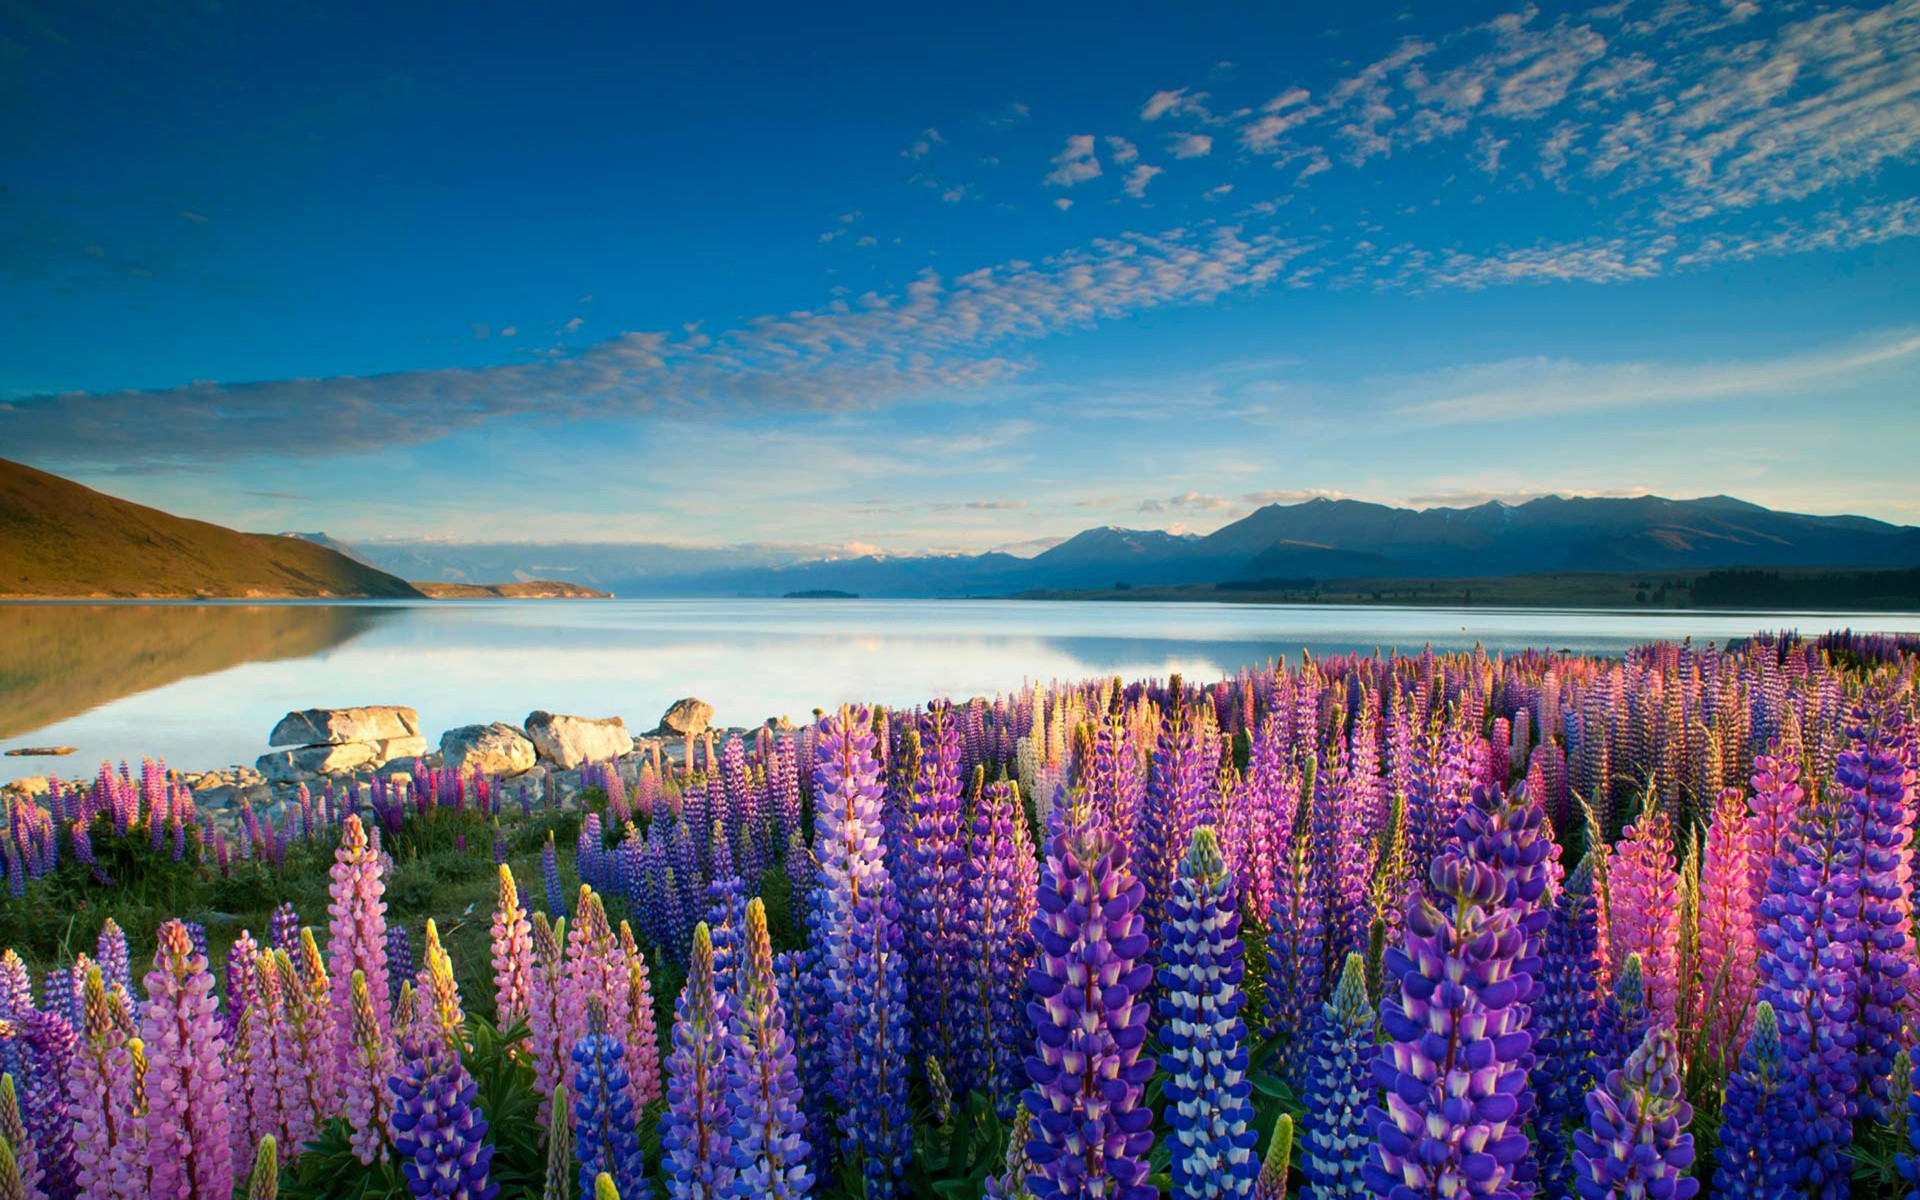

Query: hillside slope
[0,459,422,598]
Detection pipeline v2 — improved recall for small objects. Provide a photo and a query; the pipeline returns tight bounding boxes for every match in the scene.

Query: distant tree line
[1692,567,1920,609]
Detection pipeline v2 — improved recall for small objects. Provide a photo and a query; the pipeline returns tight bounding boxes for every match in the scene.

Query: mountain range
[324,493,1920,598]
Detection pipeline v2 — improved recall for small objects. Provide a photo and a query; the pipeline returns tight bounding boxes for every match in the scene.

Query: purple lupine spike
[1023,801,1155,1200]
[1267,752,1324,1088]
[572,1023,648,1200]
[1535,858,1602,1197]
[1571,1027,1698,1200]
[269,903,301,957]
[703,819,748,1000]
[1718,1000,1799,1199]
[542,832,564,919]
[93,921,131,1000]
[1837,684,1913,1121]
[386,925,415,1010]
[1301,953,1374,1199]
[143,920,236,1200]
[726,898,811,1197]
[1754,771,1861,1195]
[1134,696,1212,956]
[1365,847,1532,1200]
[661,924,734,1198]
[387,1025,498,1200]
[903,704,967,1085]
[960,778,1037,1113]
[1158,826,1256,1196]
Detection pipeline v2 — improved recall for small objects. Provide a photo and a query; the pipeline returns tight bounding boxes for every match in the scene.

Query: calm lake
[4,598,1917,782]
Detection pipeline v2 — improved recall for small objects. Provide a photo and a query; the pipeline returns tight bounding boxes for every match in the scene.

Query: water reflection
[0,603,394,740]
[1,598,1915,780]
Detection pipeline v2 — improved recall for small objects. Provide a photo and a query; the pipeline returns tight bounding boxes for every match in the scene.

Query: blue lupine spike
[1301,953,1373,1199]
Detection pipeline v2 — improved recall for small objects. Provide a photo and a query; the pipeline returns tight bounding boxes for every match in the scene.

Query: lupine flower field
[1,628,1919,1198]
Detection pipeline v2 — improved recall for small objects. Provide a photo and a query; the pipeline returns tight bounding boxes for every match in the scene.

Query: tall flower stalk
[725,898,810,1199]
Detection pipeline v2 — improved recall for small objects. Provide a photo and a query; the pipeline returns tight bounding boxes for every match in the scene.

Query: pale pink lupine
[490,865,534,1030]
[326,816,392,1082]
[285,932,339,1133]
[68,965,146,1200]
[1746,744,1806,908]
[1696,787,1757,1070]
[561,887,621,1096]
[141,919,235,1200]
[342,970,395,1165]
[617,922,661,1110]
[1609,811,1682,1031]
[525,913,569,1101]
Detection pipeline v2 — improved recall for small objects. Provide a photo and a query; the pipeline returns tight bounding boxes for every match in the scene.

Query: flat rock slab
[270,705,421,748]
[524,711,631,769]
[4,746,77,757]
[257,734,427,783]
[441,722,537,777]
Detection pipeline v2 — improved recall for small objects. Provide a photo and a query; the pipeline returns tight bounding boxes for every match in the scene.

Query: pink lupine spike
[490,865,534,1031]
[327,815,392,1085]
[141,920,234,1200]
[1608,810,1682,1031]
[1696,786,1757,1072]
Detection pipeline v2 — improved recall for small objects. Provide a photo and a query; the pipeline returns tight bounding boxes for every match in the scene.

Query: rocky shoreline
[1,696,800,831]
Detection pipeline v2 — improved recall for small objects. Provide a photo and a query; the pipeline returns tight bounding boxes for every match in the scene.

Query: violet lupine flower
[571,1024,647,1200]
[1365,851,1531,1200]
[8,1008,74,1200]
[1837,687,1913,1122]
[1754,777,1860,1196]
[388,1025,498,1200]
[1535,858,1602,1198]
[1301,953,1374,1200]
[1719,1000,1799,1200]
[704,820,748,1000]
[661,924,735,1199]
[1570,1027,1698,1200]
[1746,741,1806,909]
[1311,725,1373,969]
[387,925,415,1011]
[960,778,1037,1112]
[543,832,565,919]
[1267,758,1326,1089]
[270,903,301,957]
[1158,826,1256,1197]
[491,865,535,1030]
[1135,698,1212,954]
[141,919,235,1200]
[1592,954,1650,1083]
[903,704,967,1085]
[1606,812,1681,1032]
[0,954,29,1022]
[1023,802,1155,1200]
[725,898,811,1199]
[328,815,394,1084]
[806,706,911,1190]
[94,921,131,1000]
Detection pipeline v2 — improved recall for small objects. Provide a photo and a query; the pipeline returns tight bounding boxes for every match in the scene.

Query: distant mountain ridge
[0,458,423,599]
[329,492,1920,598]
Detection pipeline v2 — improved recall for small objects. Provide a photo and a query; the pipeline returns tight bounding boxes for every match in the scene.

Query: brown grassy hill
[0,458,423,598]
[412,580,612,598]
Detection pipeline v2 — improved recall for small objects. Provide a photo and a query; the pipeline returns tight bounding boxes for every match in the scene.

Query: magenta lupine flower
[239,950,298,1167]
[282,934,338,1147]
[1696,786,1757,1072]
[1570,1027,1698,1200]
[490,865,535,1030]
[141,919,235,1200]
[1023,802,1155,1200]
[1746,741,1806,907]
[1366,850,1532,1200]
[327,815,393,1086]
[1607,812,1680,1031]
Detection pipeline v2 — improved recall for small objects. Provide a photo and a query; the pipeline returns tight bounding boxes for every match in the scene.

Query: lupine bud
[1252,1113,1292,1200]
[248,1136,277,1200]
[541,1084,569,1200]
[1571,1027,1698,1200]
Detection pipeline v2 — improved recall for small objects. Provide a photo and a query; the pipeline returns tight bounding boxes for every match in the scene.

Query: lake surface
[4,598,1917,782]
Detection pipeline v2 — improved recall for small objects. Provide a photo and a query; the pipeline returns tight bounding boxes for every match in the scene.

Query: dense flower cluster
[0,632,1912,1198]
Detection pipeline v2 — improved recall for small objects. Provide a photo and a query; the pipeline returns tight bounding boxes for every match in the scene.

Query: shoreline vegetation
[0,629,1914,1196]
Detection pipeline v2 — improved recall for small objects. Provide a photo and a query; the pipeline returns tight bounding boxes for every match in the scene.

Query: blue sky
[4,0,1918,552]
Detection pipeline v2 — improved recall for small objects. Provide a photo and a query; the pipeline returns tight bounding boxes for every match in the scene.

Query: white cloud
[1122,163,1164,198]
[902,128,946,160]
[1141,87,1212,121]
[1105,136,1140,165]
[1170,132,1213,158]
[1138,491,1235,512]
[1388,327,1920,425]
[1045,134,1103,186]
[1052,197,1074,212]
